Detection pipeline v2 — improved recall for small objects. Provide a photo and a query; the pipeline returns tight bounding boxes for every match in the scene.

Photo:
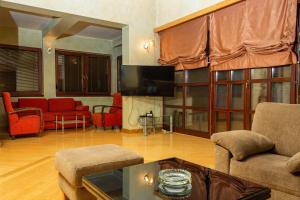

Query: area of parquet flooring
[0,128,215,200]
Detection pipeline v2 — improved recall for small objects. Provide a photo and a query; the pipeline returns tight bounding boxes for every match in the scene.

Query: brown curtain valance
[159,16,208,71]
[210,0,297,71]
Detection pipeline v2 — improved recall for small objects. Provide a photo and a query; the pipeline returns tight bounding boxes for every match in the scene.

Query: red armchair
[2,92,43,138]
[92,93,122,130]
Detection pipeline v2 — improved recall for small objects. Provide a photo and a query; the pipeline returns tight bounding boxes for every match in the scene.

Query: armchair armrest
[215,145,231,174]
[10,107,42,115]
[9,107,43,131]
[92,105,121,114]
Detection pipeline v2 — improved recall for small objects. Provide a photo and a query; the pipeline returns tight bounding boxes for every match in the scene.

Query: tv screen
[119,65,175,97]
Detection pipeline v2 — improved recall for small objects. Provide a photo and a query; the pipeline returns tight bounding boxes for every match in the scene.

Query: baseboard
[122,128,143,133]
[122,128,164,134]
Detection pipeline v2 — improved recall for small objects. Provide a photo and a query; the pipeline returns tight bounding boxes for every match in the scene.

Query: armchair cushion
[230,154,300,197]
[211,130,274,161]
[286,152,300,173]
[10,115,41,135]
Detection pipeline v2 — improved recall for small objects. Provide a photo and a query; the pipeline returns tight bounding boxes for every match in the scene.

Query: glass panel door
[186,86,209,108]
[164,87,183,106]
[216,84,227,108]
[215,112,227,132]
[185,110,208,132]
[230,112,244,130]
[213,70,246,133]
[163,107,184,129]
[231,84,244,110]
[248,65,294,129]
[251,83,267,110]
[271,82,291,103]
[164,67,210,137]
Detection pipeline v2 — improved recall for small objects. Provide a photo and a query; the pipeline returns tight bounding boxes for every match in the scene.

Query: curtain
[210,0,297,71]
[159,16,208,71]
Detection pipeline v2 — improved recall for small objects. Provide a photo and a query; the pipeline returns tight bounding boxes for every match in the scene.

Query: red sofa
[13,98,91,130]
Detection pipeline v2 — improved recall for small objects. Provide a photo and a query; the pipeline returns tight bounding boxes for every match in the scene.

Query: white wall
[1,0,158,65]
[0,27,42,48]
[155,0,223,27]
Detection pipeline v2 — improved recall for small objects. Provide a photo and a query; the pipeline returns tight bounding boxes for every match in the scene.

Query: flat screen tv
[119,65,175,97]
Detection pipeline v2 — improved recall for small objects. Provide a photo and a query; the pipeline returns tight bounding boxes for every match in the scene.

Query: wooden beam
[154,0,244,32]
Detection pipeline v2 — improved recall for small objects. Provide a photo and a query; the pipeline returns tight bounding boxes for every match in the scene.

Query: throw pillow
[211,130,274,161]
[286,152,300,173]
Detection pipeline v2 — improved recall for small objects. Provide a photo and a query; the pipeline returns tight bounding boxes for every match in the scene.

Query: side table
[139,115,173,136]
[55,113,86,132]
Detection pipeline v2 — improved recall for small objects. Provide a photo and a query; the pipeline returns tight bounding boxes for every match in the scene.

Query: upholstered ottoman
[55,144,144,200]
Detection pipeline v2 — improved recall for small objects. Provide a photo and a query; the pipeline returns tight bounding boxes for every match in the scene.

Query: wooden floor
[0,128,215,200]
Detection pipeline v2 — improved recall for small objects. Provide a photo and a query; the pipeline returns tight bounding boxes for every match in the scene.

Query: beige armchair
[212,103,300,200]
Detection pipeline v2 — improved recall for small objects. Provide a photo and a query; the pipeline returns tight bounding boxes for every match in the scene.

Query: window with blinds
[56,50,111,96]
[57,54,82,94]
[0,45,42,96]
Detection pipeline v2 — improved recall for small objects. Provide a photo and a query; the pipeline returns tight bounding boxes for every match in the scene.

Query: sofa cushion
[48,98,75,112]
[55,144,144,187]
[287,152,300,174]
[75,105,89,111]
[211,130,274,160]
[252,103,300,157]
[43,112,55,122]
[230,154,300,197]
[19,98,48,112]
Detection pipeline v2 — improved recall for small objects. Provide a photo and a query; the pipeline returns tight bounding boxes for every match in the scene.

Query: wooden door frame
[211,65,297,135]
[163,68,210,137]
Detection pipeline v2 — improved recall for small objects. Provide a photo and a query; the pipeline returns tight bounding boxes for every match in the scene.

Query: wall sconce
[144,174,153,184]
[143,40,154,52]
[47,47,52,54]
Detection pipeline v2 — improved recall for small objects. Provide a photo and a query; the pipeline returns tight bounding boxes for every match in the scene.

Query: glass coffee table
[82,158,270,200]
[55,113,86,132]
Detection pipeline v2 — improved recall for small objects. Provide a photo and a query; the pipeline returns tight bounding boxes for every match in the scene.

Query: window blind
[0,46,41,95]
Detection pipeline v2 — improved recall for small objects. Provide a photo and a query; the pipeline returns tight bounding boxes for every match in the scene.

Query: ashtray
[158,169,192,198]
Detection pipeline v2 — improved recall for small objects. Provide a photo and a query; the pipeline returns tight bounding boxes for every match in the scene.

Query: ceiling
[0,7,122,40]
[77,25,121,40]
[63,21,122,40]
[9,11,53,30]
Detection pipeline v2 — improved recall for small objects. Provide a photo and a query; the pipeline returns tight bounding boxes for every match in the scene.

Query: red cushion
[110,93,122,113]
[48,98,75,112]
[19,98,48,112]
[10,115,41,135]
[2,92,14,113]
[74,101,82,106]
[43,112,56,122]
[93,113,116,127]
[76,105,89,111]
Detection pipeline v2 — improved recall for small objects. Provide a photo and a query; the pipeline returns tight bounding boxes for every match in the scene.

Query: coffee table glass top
[82,158,270,200]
